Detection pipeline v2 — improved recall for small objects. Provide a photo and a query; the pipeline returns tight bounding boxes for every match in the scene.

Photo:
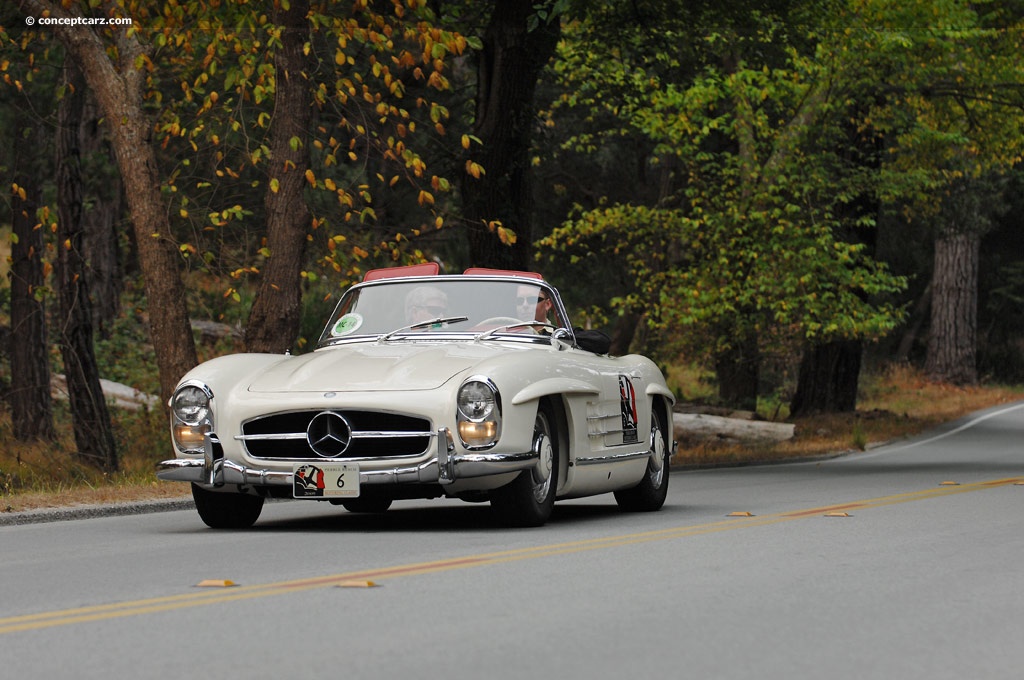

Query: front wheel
[614,405,670,512]
[191,483,264,529]
[490,403,559,527]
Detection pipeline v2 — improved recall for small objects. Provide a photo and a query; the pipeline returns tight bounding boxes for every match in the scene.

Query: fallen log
[191,319,244,343]
[51,375,161,412]
[673,412,794,445]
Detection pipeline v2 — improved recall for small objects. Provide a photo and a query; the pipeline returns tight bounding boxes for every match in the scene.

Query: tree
[55,58,118,471]
[243,0,313,354]
[928,222,980,385]
[3,12,55,442]
[821,1,1024,387]
[77,92,123,340]
[925,176,1007,384]
[459,0,562,270]
[542,0,1024,412]
[543,0,907,409]
[149,1,469,350]
[782,1,1024,405]
[9,143,55,443]
[15,0,198,406]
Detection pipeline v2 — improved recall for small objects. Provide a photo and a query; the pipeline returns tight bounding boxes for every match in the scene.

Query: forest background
[1,0,1023,488]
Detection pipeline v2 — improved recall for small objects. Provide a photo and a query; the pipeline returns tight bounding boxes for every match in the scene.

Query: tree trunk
[896,282,932,362]
[79,93,124,340]
[245,0,312,354]
[461,0,561,270]
[56,59,119,472]
[714,332,759,412]
[9,132,55,443]
[608,311,641,356]
[925,228,979,385]
[19,0,199,407]
[789,340,862,417]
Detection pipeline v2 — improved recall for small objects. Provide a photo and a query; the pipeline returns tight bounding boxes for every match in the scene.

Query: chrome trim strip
[449,451,537,477]
[587,411,630,438]
[156,458,207,482]
[235,430,434,441]
[587,428,630,437]
[438,428,455,483]
[574,449,652,465]
[157,427,538,489]
[353,431,434,439]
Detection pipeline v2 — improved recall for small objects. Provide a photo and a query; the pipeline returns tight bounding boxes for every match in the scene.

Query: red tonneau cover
[463,267,544,280]
[363,263,545,281]
[363,262,440,281]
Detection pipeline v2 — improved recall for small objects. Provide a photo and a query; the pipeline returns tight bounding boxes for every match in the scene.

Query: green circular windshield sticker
[332,313,363,336]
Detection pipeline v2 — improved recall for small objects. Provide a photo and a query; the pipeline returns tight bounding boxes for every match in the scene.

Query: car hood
[246,341,507,393]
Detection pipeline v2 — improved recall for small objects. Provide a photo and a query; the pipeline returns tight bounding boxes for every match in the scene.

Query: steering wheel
[475,316,526,327]
[471,316,541,334]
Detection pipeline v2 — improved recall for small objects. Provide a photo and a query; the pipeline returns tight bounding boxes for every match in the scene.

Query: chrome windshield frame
[316,274,576,350]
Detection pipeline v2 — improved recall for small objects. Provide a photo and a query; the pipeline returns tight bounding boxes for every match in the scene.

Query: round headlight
[172,385,211,425]
[457,380,496,420]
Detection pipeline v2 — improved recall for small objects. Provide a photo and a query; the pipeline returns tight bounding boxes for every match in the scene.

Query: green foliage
[92,287,161,396]
[818,0,1024,213]
[3,0,1024,414]
[544,201,906,362]
[541,0,1023,378]
[540,204,674,316]
[28,0,474,289]
[543,4,911,363]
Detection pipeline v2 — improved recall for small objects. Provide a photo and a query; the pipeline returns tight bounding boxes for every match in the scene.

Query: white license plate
[293,463,360,499]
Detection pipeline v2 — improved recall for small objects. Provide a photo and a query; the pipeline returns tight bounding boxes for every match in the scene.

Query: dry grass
[2,364,1022,513]
[673,363,1024,467]
[2,483,192,515]
[0,406,191,514]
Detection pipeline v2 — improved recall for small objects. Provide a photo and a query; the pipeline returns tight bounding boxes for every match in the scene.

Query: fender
[511,378,600,406]
[645,382,676,404]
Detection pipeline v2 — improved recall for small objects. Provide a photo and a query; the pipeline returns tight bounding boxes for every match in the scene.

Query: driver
[515,284,553,323]
[405,286,448,324]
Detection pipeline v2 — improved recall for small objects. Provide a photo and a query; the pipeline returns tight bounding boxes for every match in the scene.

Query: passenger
[405,286,448,324]
[516,284,553,323]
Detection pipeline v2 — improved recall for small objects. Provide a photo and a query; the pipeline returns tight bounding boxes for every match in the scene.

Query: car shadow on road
[244,498,683,533]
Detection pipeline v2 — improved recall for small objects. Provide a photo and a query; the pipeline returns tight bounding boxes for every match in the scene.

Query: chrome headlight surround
[456,377,501,449]
[170,381,214,454]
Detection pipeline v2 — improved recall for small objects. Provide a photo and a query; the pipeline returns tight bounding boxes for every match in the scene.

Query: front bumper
[157,429,540,489]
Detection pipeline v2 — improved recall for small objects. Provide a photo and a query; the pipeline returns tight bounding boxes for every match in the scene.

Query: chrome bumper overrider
[156,429,543,488]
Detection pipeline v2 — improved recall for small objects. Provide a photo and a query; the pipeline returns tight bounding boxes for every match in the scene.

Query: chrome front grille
[239,410,433,460]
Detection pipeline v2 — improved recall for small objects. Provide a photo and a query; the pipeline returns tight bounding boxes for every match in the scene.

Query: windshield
[317,278,569,346]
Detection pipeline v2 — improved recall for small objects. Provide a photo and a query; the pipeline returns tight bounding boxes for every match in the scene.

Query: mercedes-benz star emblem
[306,411,353,458]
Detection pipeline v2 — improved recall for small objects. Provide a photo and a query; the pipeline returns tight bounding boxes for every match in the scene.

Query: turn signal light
[458,421,497,446]
[174,423,211,450]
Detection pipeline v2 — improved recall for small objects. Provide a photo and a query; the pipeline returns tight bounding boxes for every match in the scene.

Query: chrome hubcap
[647,417,666,488]
[531,414,554,503]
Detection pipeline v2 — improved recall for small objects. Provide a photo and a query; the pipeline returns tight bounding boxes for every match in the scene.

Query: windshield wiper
[378,316,469,343]
[474,321,559,342]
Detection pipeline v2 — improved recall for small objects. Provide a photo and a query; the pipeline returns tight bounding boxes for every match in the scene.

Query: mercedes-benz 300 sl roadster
[158,265,676,528]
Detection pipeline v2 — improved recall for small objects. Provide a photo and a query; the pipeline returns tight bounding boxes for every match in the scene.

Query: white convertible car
[158,265,676,528]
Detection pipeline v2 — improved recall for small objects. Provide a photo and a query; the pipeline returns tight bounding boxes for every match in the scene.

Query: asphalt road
[2,401,1023,680]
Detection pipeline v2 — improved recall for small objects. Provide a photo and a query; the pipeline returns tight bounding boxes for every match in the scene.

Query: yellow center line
[2,476,1019,635]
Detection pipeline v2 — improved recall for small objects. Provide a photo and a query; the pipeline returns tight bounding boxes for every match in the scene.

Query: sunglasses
[516,295,549,305]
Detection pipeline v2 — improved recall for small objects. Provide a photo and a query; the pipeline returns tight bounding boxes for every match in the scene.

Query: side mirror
[551,328,574,349]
